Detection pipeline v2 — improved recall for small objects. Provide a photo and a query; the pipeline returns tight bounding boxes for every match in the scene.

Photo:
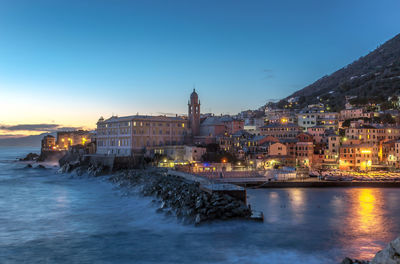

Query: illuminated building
[316,112,339,129]
[96,115,189,156]
[395,140,400,168]
[295,141,313,167]
[153,145,206,162]
[345,125,400,145]
[56,130,92,150]
[339,143,379,171]
[41,135,56,150]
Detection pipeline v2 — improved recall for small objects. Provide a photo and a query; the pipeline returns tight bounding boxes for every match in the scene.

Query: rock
[195,214,202,225]
[96,168,257,225]
[20,153,39,161]
[25,164,33,168]
[35,164,46,169]
[371,236,400,264]
[341,257,353,264]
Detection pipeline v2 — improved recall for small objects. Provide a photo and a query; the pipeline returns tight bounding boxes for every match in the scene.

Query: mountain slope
[280,33,400,110]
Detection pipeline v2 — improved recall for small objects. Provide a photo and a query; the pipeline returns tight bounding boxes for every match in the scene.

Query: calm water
[1,147,399,264]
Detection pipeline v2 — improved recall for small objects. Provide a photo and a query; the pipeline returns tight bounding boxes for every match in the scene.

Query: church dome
[190,89,198,101]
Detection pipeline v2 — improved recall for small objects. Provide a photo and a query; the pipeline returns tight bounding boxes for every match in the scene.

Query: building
[382,140,396,166]
[96,115,189,156]
[395,140,400,168]
[260,123,300,139]
[280,139,297,160]
[296,141,313,167]
[264,109,296,124]
[307,126,326,144]
[339,144,356,170]
[153,145,206,162]
[57,130,92,150]
[41,135,56,150]
[317,112,339,130]
[297,133,313,143]
[324,131,340,163]
[339,143,379,171]
[340,108,371,120]
[268,142,287,156]
[188,89,201,137]
[199,116,244,138]
[297,113,317,131]
[345,125,400,145]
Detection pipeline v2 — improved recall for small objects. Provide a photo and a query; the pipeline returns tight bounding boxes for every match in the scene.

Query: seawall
[237,180,400,188]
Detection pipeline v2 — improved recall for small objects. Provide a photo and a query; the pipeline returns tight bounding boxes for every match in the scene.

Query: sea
[1,146,400,264]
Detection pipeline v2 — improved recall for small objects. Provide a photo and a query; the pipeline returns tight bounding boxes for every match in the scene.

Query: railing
[195,169,297,180]
[196,171,263,179]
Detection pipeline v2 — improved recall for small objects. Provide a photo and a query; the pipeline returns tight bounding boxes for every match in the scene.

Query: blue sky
[0,0,399,133]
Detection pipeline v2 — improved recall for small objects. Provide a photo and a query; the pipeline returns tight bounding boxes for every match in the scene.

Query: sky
[0,0,399,137]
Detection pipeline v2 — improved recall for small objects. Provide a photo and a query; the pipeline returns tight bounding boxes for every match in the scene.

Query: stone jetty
[109,169,253,225]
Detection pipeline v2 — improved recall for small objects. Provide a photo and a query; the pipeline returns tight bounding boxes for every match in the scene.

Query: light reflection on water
[248,187,400,262]
[288,189,306,224]
[341,189,390,260]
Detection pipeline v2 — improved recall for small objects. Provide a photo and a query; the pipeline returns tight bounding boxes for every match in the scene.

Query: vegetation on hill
[275,33,400,111]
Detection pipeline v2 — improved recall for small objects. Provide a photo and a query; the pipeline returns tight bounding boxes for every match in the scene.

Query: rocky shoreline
[53,148,255,225]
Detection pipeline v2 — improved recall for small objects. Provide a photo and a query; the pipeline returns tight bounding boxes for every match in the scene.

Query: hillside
[0,133,52,147]
[278,33,400,111]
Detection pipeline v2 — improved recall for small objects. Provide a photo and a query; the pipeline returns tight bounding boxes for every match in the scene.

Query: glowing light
[361,150,371,154]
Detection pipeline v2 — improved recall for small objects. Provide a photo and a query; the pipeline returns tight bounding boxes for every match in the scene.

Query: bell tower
[188,89,200,137]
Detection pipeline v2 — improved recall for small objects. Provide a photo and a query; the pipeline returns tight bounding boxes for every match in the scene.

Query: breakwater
[109,169,252,224]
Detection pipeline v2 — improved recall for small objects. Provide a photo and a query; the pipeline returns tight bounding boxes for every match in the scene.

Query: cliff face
[279,33,400,111]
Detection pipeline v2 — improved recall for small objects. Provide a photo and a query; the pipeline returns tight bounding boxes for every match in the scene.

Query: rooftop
[102,115,186,123]
[260,123,299,129]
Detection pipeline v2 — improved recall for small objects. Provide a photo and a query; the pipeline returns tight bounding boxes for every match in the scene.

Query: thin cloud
[0,124,59,131]
[262,69,275,79]
[0,124,83,132]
